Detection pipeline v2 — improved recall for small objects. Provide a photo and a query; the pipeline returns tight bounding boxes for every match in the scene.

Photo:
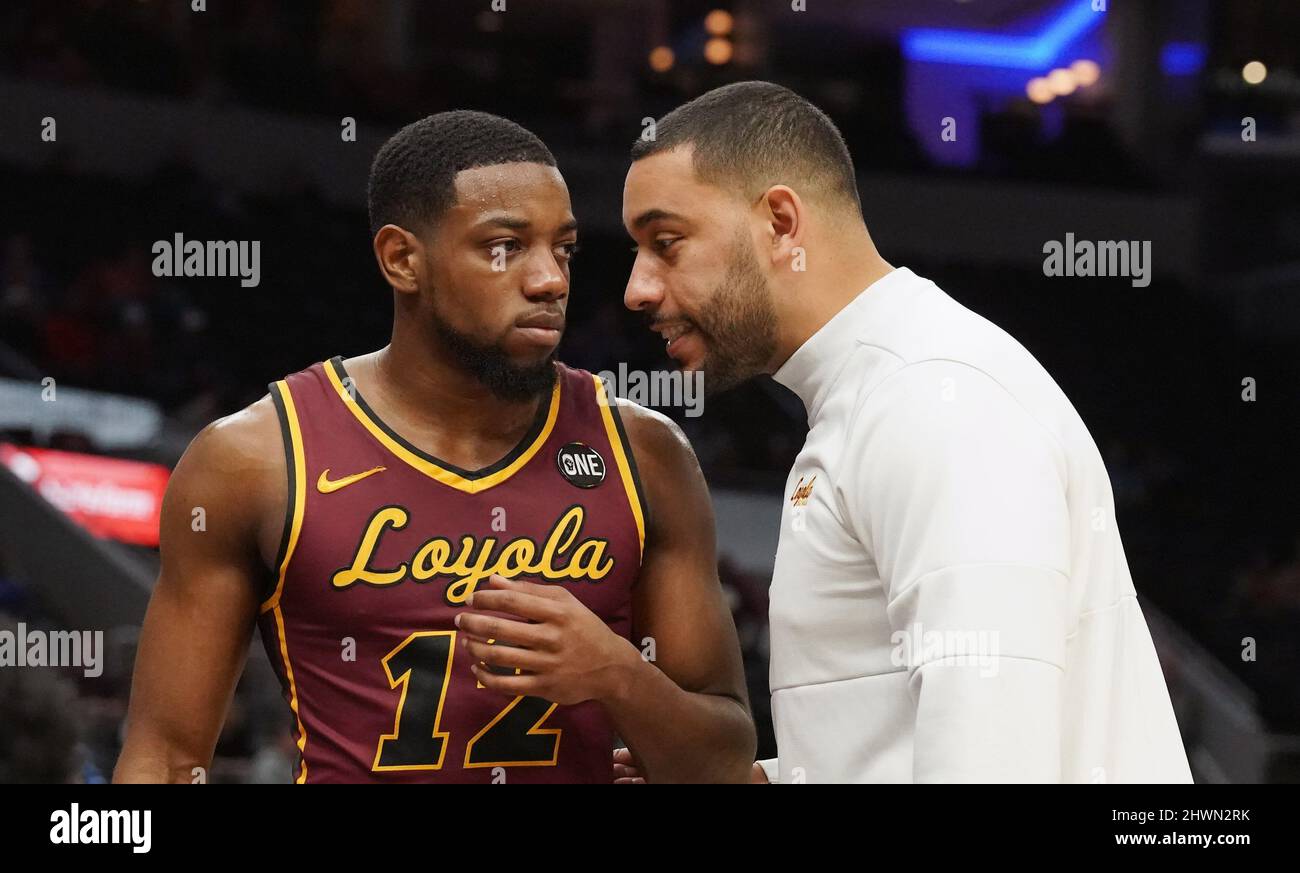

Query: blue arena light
[1161,43,1207,77]
[902,0,1104,70]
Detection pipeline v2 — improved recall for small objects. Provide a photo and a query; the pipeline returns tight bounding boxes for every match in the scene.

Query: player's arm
[113,398,283,783]
[848,361,1071,782]
[600,402,755,782]
[459,403,755,783]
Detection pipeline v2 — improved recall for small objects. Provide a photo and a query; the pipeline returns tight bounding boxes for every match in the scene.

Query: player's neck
[364,340,546,446]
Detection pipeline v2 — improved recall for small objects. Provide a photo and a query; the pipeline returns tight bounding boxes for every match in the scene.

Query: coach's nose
[624,253,665,313]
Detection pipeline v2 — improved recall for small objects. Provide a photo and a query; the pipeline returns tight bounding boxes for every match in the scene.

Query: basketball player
[113,111,755,784]
[616,82,1193,783]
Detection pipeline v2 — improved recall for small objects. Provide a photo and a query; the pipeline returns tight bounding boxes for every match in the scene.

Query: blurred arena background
[1,0,1298,783]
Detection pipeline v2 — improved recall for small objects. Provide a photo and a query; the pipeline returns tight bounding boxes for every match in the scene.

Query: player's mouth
[514,310,565,347]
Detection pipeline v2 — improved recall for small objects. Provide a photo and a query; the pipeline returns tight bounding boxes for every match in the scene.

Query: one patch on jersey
[556,442,606,488]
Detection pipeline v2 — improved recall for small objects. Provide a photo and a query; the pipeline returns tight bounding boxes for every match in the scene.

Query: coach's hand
[456,574,640,706]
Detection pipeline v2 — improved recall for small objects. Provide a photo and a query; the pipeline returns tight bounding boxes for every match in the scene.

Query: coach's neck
[767,219,893,374]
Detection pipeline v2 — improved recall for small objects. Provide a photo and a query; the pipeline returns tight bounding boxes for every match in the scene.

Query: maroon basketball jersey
[256,357,645,783]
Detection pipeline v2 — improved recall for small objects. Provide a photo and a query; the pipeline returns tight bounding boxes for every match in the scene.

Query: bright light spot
[1242,61,1267,85]
[704,10,734,36]
[649,46,675,73]
[1071,59,1100,87]
[1047,68,1078,95]
[1027,77,1054,104]
[704,37,733,65]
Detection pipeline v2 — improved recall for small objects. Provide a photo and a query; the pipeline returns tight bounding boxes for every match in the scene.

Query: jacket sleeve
[839,360,1071,782]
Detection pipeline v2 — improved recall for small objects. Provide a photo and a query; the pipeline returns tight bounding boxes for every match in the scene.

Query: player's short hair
[367,110,557,237]
[630,81,861,216]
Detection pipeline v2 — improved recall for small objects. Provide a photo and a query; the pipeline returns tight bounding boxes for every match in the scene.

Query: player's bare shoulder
[614,398,699,468]
[163,394,287,572]
[612,398,710,533]
[175,395,283,492]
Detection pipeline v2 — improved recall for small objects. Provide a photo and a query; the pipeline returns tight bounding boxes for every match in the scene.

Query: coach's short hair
[367,110,557,237]
[630,81,861,216]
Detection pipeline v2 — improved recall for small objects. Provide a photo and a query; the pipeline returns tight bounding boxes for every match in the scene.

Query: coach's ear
[373,224,423,295]
[758,185,806,269]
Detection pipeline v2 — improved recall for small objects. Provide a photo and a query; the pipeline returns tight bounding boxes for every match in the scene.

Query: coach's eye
[654,237,680,253]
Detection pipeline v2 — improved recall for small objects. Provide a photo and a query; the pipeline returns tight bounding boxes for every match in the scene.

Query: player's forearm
[600,650,756,783]
[113,738,210,784]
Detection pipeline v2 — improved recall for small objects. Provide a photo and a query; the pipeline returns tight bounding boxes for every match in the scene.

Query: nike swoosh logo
[317,466,386,493]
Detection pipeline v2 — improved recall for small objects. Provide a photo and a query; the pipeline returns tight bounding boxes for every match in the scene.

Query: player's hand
[613,747,645,784]
[613,749,762,784]
[456,574,640,706]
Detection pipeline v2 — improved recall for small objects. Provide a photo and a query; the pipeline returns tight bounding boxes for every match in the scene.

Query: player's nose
[522,250,568,301]
[624,254,664,313]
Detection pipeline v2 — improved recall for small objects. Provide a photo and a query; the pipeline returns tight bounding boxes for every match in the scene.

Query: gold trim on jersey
[323,359,562,494]
[261,379,311,783]
[593,375,646,558]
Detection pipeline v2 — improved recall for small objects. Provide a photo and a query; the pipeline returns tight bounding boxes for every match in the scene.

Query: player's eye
[556,242,580,259]
[489,239,523,256]
[654,236,680,253]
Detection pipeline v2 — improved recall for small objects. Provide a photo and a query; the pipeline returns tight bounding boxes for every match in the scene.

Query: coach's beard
[430,310,557,403]
[692,230,778,395]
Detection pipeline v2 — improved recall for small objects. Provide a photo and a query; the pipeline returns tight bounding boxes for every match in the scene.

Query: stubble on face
[691,228,778,395]
[428,294,558,403]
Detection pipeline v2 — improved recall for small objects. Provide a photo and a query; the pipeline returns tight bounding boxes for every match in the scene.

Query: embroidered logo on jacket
[790,475,816,507]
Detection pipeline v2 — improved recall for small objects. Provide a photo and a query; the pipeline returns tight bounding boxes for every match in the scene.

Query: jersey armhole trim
[593,375,647,561]
[260,379,312,783]
[260,379,307,614]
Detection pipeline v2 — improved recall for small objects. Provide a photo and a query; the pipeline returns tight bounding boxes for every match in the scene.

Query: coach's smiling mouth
[656,322,699,361]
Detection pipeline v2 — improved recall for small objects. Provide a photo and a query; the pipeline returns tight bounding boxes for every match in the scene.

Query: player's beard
[428,304,557,403]
[690,228,779,395]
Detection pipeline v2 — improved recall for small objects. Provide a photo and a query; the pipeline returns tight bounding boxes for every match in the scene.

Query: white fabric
[766,267,1192,783]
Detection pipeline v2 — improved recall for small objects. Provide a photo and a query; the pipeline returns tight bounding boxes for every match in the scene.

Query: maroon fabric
[257,358,641,783]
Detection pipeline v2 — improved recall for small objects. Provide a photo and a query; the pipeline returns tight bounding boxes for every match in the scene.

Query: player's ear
[373,224,423,295]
